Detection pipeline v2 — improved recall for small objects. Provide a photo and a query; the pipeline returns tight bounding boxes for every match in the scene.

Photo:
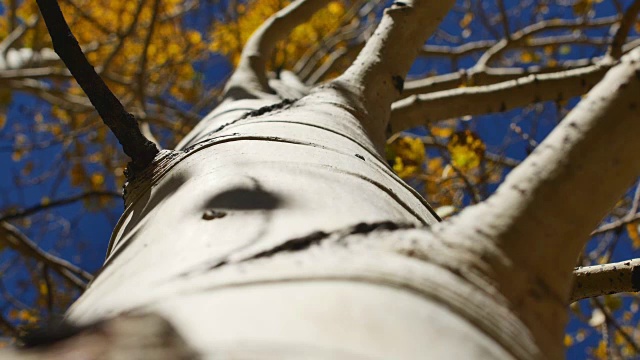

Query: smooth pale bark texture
[428,46,640,358]
[389,62,612,132]
[10,0,639,359]
[572,258,640,302]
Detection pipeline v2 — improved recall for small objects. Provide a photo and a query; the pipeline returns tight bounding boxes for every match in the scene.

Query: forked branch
[223,0,329,99]
[331,0,455,143]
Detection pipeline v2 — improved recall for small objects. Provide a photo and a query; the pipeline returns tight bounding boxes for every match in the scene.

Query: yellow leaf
[459,12,473,28]
[431,126,454,138]
[520,51,534,63]
[564,334,574,347]
[543,45,554,56]
[11,149,24,162]
[604,294,622,312]
[90,173,105,188]
[447,130,485,170]
[21,161,34,176]
[573,0,590,14]
[8,309,18,320]
[39,281,48,296]
[387,136,426,179]
[593,340,607,359]
[0,114,6,130]
[40,197,50,206]
[626,222,640,248]
[210,0,346,72]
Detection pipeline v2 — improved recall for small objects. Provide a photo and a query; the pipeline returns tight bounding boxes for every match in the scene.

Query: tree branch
[608,0,640,60]
[35,0,158,173]
[571,259,640,303]
[401,59,599,96]
[223,0,329,100]
[0,191,121,222]
[332,0,455,146]
[474,15,618,69]
[432,46,640,356]
[389,61,612,133]
[0,222,92,289]
[399,15,622,99]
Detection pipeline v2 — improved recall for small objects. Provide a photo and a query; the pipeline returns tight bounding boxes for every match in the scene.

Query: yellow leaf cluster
[210,0,346,69]
[1,0,210,194]
[2,0,207,103]
[430,126,454,138]
[563,334,573,347]
[7,309,38,324]
[447,130,485,170]
[386,136,425,179]
[592,340,607,359]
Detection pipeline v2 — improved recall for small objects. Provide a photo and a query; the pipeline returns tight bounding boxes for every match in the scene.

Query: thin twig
[0,222,92,288]
[609,0,640,59]
[0,191,121,222]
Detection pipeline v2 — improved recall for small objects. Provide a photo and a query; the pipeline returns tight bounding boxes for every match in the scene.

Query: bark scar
[392,75,405,93]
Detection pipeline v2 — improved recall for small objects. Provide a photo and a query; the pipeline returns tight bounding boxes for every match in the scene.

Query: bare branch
[474,15,618,70]
[419,40,496,58]
[293,0,373,81]
[609,0,640,59]
[400,15,623,99]
[0,222,92,289]
[571,259,640,302]
[0,191,121,222]
[0,16,38,58]
[137,0,161,111]
[307,41,365,84]
[35,0,158,173]
[390,62,611,133]
[496,0,510,41]
[403,58,600,97]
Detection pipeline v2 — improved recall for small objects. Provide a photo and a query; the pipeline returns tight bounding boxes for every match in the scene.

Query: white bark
[389,61,612,132]
[429,46,640,358]
[223,0,329,100]
[571,259,640,303]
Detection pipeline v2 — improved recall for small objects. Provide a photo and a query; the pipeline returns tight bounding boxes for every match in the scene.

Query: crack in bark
[240,98,298,119]
[197,221,416,275]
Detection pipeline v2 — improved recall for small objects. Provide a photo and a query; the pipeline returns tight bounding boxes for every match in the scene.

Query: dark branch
[35,0,158,174]
[609,0,640,59]
[0,191,121,222]
[0,222,93,288]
